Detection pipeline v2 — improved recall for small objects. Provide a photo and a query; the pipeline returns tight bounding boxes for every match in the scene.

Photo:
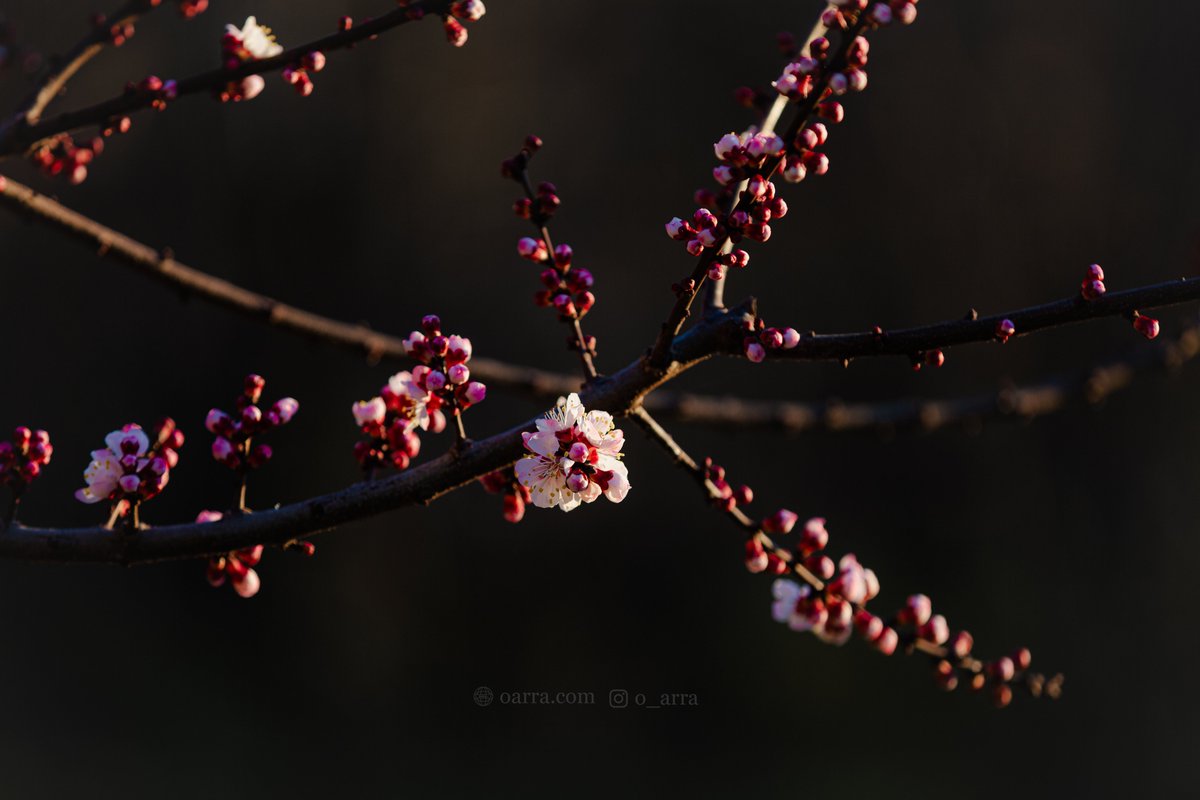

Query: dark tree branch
[650,317,1200,433]
[759,281,1200,362]
[0,303,743,565]
[0,0,454,157]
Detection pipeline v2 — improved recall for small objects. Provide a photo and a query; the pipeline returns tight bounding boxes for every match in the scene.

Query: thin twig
[648,12,870,368]
[10,0,160,128]
[759,282,1200,363]
[0,0,454,157]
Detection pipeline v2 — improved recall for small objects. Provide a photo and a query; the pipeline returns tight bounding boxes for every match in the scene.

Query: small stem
[3,490,20,529]
[104,504,123,530]
[237,440,251,512]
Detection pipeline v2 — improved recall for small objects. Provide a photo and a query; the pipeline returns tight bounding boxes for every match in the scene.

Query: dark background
[1,1,1198,796]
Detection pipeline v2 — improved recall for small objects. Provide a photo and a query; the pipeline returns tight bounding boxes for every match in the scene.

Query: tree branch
[648,317,1200,433]
[0,0,454,157]
[0,175,579,398]
[630,405,1061,701]
[0,303,743,565]
[758,281,1200,363]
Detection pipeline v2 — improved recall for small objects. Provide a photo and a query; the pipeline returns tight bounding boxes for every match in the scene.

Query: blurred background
[1,0,1198,796]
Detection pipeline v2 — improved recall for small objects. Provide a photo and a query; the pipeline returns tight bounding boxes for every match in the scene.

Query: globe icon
[473,686,494,707]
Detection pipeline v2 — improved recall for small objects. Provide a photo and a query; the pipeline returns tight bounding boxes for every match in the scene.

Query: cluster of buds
[746,512,825,575]
[741,316,801,362]
[760,517,889,647]
[93,9,136,47]
[197,511,264,598]
[479,468,531,523]
[1080,263,1107,300]
[667,177,786,258]
[206,374,299,474]
[0,427,52,496]
[439,0,486,47]
[505,138,598,326]
[911,349,945,371]
[703,458,754,513]
[29,133,106,185]
[126,74,178,112]
[772,551,883,648]
[403,316,488,409]
[281,51,325,96]
[74,420,183,517]
[822,0,918,30]
[353,317,485,470]
[351,371,432,472]
[178,0,209,19]
[218,16,283,102]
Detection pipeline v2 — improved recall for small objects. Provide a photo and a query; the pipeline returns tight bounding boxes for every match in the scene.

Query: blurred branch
[0,175,579,398]
[0,0,453,157]
[8,0,160,129]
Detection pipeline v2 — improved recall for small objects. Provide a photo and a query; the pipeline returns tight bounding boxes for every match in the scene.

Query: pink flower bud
[211,437,234,462]
[119,474,141,494]
[763,508,799,534]
[950,630,974,659]
[873,627,899,655]
[904,593,933,627]
[502,492,525,523]
[272,397,299,424]
[464,382,487,404]
[1133,315,1160,340]
[232,567,261,598]
[995,318,1016,343]
[919,614,950,645]
[447,364,470,385]
[745,341,766,363]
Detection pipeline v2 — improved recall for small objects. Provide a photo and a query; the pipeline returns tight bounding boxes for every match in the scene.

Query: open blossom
[220,17,282,101]
[74,420,183,509]
[515,393,630,511]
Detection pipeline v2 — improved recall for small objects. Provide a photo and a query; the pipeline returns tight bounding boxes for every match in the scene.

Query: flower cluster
[75,419,183,515]
[206,374,299,475]
[740,315,801,362]
[197,511,264,598]
[219,16,283,102]
[30,133,106,186]
[703,458,754,513]
[353,316,486,469]
[479,467,532,523]
[515,393,630,511]
[760,514,1039,706]
[0,427,52,494]
[442,0,487,47]
[281,51,325,97]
